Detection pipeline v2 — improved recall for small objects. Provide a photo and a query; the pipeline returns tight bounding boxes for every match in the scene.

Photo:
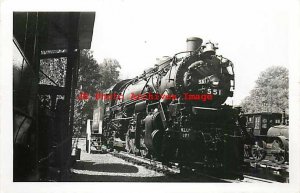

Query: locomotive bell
[202,41,217,56]
[186,37,203,52]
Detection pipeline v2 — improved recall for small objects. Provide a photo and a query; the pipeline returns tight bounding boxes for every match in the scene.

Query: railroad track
[243,175,277,183]
[110,151,279,183]
[111,151,179,175]
[244,158,289,172]
[243,158,289,182]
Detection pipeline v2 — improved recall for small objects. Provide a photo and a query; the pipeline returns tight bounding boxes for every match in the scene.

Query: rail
[110,151,280,183]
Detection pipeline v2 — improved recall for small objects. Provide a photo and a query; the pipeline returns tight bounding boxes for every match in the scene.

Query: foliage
[74,51,121,134]
[39,50,121,135]
[240,66,288,114]
[39,56,67,87]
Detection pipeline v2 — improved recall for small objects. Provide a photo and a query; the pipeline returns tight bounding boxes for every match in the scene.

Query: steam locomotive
[94,37,244,177]
[243,112,289,164]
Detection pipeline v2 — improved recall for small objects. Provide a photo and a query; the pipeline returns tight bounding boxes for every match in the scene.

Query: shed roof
[13,12,95,52]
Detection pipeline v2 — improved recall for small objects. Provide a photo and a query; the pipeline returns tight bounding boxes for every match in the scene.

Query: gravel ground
[69,138,173,182]
[69,138,219,182]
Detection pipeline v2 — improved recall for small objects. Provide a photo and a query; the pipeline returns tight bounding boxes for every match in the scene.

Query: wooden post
[62,12,80,180]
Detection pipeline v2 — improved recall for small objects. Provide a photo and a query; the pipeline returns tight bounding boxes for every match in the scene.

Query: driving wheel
[251,140,266,161]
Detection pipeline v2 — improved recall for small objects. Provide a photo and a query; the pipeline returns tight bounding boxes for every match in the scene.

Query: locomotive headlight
[212,80,219,86]
[209,75,220,86]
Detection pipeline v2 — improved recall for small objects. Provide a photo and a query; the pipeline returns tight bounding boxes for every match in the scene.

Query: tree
[39,50,121,136]
[240,66,288,114]
[39,52,67,87]
[74,52,121,135]
[99,58,121,89]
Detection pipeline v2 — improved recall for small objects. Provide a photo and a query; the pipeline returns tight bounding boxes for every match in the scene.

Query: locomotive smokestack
[186,37,203,52]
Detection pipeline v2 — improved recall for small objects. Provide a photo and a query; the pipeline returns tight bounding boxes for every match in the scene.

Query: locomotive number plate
[207,88,222,96]
[180,128,190,139]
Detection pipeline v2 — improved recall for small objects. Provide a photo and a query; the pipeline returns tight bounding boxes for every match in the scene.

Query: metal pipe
[111,117,134,121]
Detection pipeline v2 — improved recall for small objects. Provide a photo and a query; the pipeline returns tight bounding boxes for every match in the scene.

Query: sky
[90,0,289,105]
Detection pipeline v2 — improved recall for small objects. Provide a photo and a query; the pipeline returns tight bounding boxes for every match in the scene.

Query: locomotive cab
[245,112,282,136]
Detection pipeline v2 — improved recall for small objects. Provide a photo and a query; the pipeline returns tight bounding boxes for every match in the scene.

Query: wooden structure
[13,12,95,181]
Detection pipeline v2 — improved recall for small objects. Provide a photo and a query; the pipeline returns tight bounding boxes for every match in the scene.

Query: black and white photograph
[1,0,300,192]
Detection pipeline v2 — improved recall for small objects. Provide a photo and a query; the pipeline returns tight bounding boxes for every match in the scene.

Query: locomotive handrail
[110,98,145,109]
[193,106,218,111]
[146,101,160,106]
[173,51,193,58]
[111,117,134,121]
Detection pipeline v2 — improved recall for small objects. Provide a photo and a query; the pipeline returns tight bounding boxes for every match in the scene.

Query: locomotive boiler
[96,37,244,177]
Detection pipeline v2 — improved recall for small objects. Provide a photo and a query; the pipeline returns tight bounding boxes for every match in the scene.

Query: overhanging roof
[39,12,95,50]
[13,12,95,52]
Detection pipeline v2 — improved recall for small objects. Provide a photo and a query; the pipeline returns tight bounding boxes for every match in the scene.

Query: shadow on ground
[72,161,139,173]
[69,160,173,182]
[69,173,175,182]
[68,160,216,182]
